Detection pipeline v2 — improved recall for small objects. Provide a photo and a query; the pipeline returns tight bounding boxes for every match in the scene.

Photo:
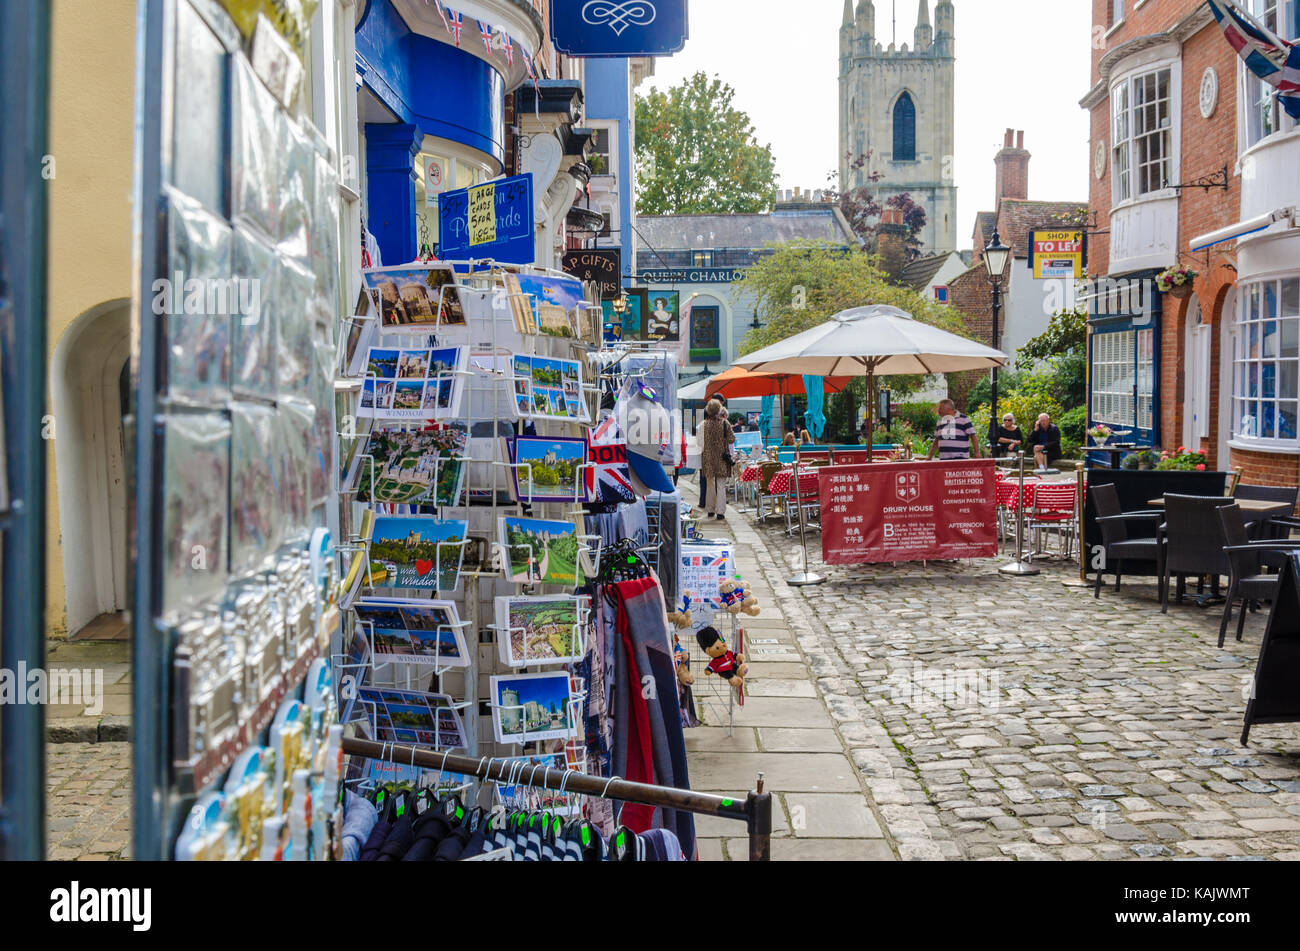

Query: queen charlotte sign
[551,1,689,58]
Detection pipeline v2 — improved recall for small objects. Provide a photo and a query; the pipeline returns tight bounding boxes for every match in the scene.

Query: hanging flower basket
[1156,265,1198,299]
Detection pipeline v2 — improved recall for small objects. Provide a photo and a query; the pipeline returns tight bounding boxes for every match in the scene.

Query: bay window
[1243,0,1300,147]
[1233,276,1300,446]
[1111,67,1172,203]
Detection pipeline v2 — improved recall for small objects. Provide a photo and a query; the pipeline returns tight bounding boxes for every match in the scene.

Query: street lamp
[982,230,1012,449]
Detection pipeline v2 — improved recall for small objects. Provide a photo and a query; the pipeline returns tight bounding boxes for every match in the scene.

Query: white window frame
[1230,273,1300,450]
[587,121,618,178]
[1111,66,1174,205]
[1240,0,1300,149]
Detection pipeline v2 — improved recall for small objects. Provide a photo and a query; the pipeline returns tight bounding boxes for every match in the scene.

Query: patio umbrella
[705,366,852,401]
[734,304,1008,459]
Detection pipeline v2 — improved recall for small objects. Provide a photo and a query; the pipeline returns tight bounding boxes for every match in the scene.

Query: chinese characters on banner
[818,460,999,564]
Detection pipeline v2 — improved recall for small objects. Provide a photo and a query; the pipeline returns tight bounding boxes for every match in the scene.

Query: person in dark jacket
[1028,413,1062,471]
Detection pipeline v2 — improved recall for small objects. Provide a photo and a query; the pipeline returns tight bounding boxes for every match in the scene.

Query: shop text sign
[563,248,622,299]
[551,1,689,58]
[818,460,998,564]
[439,173,534,265]
[1030,230,1085,280]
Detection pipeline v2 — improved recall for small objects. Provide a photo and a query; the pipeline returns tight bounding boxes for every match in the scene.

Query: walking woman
[699,399,735,520]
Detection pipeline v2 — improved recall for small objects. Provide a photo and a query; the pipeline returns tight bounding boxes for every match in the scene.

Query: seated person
[1028,413,1062,471]
[991,413,1024,458]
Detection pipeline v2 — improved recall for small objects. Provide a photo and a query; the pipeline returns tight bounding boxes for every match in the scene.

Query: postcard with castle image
[366,514,468,591]
[364,264,466,331]
[352,596,468,670]
[494,594,586,667]
[498,516,584,587]
[489,672,574,745]
[353,427,466,506]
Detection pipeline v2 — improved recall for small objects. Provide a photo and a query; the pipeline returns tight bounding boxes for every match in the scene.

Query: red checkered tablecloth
[766,469,821,496]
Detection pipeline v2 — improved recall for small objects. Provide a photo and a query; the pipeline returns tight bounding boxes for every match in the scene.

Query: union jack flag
[1206,0,1300,118]
[585,413,635,503]
[478,20,494,55]
[446,8,463,46]
[501,33,514,67]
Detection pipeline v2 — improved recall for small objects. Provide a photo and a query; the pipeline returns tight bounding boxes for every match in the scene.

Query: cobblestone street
[700,487,1300,861]
[46,742,131,860]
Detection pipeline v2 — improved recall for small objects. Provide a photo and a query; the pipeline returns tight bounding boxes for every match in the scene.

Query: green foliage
[634,73,777,215]
[1017,300,1087,369]
[971,392,1065,454]
[892,401,938,437]
[822,388,860,444]
[1156,448,1209,471]
[872,421,931,456]
[1059,406,1087,444]
[735,242,967,398]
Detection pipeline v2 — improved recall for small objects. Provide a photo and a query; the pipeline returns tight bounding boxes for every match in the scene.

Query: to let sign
[563,249,622,299]
[818,460,998,564]
[551,0,689,58]
[439,173,534,265]
[1030,230,1086,280]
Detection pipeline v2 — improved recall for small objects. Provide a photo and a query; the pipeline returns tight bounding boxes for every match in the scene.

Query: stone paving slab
[46,741,131,860]
[726,837,896,861]
[759,728,844,752]
[689,752,863,793]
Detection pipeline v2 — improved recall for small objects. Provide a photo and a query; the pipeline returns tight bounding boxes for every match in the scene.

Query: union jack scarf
[1206,0,1300,118]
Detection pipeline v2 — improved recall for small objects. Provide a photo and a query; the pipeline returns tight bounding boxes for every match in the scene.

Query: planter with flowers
[1088,424,1114,447]
[1156,264,1198,300]
[1155,446,1209,471]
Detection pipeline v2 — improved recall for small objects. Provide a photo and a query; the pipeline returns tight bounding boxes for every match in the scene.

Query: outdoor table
[767,468,821,497]
[739,463,763,484]
[1146,496,1292,514]
[1090,443,1135,468]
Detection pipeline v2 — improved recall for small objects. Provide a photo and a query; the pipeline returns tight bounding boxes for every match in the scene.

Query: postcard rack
[342,737,773,861]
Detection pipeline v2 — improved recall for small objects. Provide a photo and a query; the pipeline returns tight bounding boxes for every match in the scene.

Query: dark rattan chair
[1160,494,1236,614]
[1090,482,1165,599]
[1234,484,1300,539]
[1217,504,1300,647]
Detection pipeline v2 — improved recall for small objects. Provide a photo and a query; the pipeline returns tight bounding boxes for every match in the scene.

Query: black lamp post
[983,231,1012,449]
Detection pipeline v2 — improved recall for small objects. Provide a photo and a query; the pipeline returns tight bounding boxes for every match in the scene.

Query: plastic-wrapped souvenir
[229,402,282,576]
[276,256,316,401]
[231,223,278,398]
[309,340,335,504]
[231,53,280,240]
[162,186,233,402]
[311,150,341,327]
[277,110,313,264]
[278,399,314,538]
[160,412,230,614]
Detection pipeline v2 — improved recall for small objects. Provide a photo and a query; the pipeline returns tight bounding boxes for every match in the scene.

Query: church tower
[839,0,958,252]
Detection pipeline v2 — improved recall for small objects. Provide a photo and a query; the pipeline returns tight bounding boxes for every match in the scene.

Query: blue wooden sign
[551,1,689,58]
[438,172,535,265]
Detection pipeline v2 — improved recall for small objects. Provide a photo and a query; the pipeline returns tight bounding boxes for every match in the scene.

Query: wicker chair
[1233,484,1300,539]
[1216,504,1300,647]
[1160,493,1236,613]
[1090,482,1165,599]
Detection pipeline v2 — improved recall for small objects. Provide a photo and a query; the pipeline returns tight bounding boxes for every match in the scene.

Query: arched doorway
[50,299,131,637]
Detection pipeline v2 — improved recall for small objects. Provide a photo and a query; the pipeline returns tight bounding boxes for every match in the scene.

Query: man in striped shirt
[926,399,981,461]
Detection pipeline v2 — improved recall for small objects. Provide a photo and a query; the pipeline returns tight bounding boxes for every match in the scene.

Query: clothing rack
[341,737,773,861]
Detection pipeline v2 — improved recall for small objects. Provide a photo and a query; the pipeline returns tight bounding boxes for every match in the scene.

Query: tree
[824,152,928,256]
[634,73,777,215]
[735,242,969,420]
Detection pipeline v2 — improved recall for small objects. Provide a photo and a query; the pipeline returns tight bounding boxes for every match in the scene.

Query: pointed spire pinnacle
[843,0,855,27]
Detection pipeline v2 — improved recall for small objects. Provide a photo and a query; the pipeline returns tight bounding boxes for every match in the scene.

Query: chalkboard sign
[1242,552,1300,744]
[438,173,534,265]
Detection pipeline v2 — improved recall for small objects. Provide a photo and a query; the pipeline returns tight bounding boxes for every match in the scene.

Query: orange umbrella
[705,366,853,400]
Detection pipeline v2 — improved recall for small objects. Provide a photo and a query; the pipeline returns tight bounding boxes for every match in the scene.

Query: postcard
[359,345,467,421]
[364,264,466,330]
[509,436,587,504]
[494,595,586,667]
[498,516,584,587]
[509,355,588,423]
[357,686,467,749]
[352,597,468,669]
[353,427,465,506]
[493,753,580,816]
[489,672,575,745]
[365,514,468,591]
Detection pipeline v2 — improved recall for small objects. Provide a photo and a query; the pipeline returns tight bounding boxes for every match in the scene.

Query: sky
[643,0,1094,249]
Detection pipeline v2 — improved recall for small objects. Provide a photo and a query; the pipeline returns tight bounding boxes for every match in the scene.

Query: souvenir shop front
[130,0,770,863]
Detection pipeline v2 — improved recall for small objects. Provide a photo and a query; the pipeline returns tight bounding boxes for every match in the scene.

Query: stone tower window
[893,92,916,161]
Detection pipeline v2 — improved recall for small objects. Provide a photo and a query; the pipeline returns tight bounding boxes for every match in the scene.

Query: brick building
[946,130,1084,378]
[1081,0,1300,482]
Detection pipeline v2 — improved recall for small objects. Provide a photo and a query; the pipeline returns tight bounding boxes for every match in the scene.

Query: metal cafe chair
[1217,503,1300,647]
[1024,482,1079,561]
[1090,482,1165,599]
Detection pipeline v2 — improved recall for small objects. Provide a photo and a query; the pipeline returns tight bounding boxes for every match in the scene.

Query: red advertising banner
[818,460,999,564]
